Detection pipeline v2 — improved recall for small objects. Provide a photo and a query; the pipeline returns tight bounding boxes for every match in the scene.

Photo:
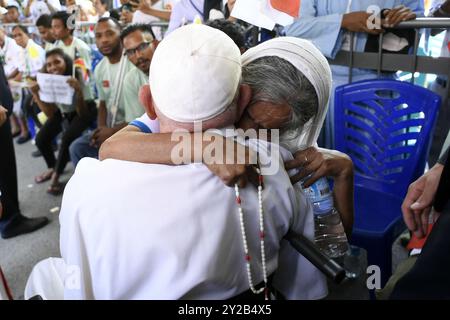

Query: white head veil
[241,37,332,152]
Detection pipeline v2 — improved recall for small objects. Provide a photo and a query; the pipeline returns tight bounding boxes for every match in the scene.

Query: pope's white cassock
[25,130,327,300]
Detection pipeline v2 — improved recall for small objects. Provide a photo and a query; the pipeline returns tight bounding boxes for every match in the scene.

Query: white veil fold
[242,37,332,152]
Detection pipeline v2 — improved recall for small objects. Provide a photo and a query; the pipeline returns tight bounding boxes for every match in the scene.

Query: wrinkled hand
[401,164,444,238]
[67,77,82,93]
[285,147,354,187]
[204,136,259,188]
[90,127,116,148]
[0,105,8,127]
[342,11,384,34]
[383,5,416,28]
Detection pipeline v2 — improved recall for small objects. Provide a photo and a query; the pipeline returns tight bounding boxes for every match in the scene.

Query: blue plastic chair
[334,79,440,287]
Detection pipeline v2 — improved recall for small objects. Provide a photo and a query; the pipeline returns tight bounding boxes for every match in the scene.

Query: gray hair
[242,56,318,147]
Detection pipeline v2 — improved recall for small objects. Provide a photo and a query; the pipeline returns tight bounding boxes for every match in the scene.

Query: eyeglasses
[124,42,151,58]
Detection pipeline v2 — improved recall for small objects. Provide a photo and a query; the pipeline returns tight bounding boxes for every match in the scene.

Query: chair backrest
[334,79,440,197]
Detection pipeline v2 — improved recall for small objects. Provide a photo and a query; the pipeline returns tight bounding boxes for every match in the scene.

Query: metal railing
[327,18,450,103]
[331,18,450,77]
[0,20,170,46]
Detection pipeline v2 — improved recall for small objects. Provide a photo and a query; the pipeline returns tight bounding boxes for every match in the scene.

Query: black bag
[364,9,416,73]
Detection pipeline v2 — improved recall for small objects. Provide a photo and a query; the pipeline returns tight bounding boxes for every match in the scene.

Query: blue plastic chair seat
[334,79,440,289]
[353,185,404,235]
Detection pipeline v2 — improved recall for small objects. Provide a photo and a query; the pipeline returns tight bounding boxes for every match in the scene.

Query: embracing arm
[100,126,257,186]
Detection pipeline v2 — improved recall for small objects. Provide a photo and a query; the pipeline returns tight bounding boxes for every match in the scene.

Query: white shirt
[0,35,22,77]
[24,0,62,23]
[59,130,327,300]
[167,0,204,34]
[17,39,46,77]
[132,10,162,40]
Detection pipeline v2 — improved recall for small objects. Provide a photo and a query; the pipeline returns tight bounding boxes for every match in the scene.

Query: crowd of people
[0,0,449,300]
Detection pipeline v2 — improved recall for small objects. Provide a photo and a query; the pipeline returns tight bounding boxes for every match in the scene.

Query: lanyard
[107,53,127,127]
[346,0,352,13]
[189,0,203,17]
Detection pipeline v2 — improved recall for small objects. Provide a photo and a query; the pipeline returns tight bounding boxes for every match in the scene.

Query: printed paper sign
[37,73,74,105]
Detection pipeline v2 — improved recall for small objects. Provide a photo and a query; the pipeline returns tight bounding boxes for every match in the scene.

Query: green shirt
[94,56,135,126]
[123,67,148,122]
[53,37,93,100]
[44,41,56,52]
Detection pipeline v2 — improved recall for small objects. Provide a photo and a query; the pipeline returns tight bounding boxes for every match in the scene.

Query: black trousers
[21,89,42,129]
[35,103,97,175]
[0,120,20,231]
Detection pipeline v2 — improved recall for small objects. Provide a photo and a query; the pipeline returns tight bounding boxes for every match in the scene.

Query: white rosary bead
[235,169,267,298]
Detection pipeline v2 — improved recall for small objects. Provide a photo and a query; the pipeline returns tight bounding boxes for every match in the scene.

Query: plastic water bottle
[303,177,349,258]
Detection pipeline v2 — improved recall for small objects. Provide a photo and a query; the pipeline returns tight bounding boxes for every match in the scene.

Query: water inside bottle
[314,208,349,258]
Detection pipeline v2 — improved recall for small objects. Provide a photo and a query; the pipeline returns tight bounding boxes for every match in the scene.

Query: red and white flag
[270,0,300,18]
[231,0,301,30]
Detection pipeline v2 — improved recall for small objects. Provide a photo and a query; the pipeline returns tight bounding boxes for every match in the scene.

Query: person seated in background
[10,25,46,144]
[120,24,159,124]
[93,0,110,19]
[68,17,135,166]
[25,24,328,300]
[119,3,135,24]
[30,48,97,195]
[0,27,22,139]
[36,14,56,51]
[3,5,20,23]
[23,0,61,23]
[51,11,94,99]
[131,0,172,40]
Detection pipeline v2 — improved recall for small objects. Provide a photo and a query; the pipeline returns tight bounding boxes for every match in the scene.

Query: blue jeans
[69,131,99,167]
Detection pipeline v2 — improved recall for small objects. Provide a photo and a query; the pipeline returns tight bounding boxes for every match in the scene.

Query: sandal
[47,183,64,196]
[35,170,53,184]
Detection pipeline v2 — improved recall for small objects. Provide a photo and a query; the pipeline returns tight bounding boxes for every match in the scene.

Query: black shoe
[16,133,31,145]
[1,215,49,239]
[31,149,42,157]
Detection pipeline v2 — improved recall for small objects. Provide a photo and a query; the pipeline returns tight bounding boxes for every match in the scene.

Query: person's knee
[60,133,76,152]
[69,139,83,166]
[34,131,47,150]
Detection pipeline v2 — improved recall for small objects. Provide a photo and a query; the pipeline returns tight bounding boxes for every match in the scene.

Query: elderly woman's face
[237,101,292,131]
